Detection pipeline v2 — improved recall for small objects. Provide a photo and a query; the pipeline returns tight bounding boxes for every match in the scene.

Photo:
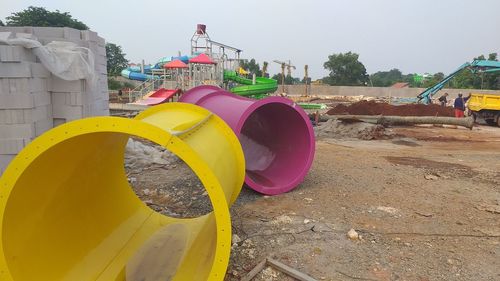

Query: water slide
[122,56,192,82]
[121,68,159,82]
[297,102,328,110]
[0,103,245,280]
[158,55,190,64]
[133,88,182,106]
[223,70,278,98]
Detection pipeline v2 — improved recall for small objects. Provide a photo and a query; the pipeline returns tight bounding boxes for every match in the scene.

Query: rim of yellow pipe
[135,103,244,205]
[0,103,245,281]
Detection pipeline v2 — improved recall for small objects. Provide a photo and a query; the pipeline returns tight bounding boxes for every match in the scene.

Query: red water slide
[135,88,182,105]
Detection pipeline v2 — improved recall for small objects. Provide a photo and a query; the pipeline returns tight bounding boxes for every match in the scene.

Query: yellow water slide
[0,103,245,281]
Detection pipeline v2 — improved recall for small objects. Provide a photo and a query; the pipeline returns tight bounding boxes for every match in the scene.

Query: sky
[1,0,499,79]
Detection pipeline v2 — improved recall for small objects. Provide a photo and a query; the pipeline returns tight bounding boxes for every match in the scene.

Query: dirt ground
[126,124,500,281]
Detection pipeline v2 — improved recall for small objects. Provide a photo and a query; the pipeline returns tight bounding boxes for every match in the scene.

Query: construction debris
[315,118,389,140]
[125,139,177,167]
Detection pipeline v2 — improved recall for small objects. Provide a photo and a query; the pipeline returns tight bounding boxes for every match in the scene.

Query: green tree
[106,43,129,76]
[323,52,368,86]
[449,53,499,90]
[483,53,499,89]
[262,61,269,77]
[5,6,88,30]
[422,72,445,88]
[271,73,296,85]
[301,77,312,84]
[370,68,404,87]
[401,74,417,87]
[0,20,4,26]
[452,70,479,89]
[107,78,135,90]
[107,78,123,90]
[239,58,262,77]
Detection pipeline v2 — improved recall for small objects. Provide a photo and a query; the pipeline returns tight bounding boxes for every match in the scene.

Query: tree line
[2,6,499,90]
[364,53,499,89]
[1,6,129,89]
[238,52,500,90]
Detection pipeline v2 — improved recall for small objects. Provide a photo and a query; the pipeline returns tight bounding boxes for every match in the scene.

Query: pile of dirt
[315,119,390,140]
[327,100,454,117]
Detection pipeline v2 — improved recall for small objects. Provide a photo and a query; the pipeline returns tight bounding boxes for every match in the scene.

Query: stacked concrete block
[83,30,109,117]
[0,42,52,174]
[0,27,109,174]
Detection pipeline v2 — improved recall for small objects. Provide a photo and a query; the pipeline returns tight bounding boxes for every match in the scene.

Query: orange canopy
[163,59,188,69]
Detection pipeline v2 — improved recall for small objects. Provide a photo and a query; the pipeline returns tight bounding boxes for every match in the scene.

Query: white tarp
[0,32,97,86]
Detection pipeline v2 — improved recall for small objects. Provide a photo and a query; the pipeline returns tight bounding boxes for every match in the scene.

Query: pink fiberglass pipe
[179,85,315,195]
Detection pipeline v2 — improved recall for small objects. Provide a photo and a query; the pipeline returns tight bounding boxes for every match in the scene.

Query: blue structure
[120,69,159,82]
[417,60,500,104]
[120,63,166,82]
[122,55,194,82]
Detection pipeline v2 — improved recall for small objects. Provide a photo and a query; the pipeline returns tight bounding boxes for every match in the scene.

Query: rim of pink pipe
[180,85,315,195]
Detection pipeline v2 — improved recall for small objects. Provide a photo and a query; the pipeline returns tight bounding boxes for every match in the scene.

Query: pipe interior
[240,103,312,191]
[3,132,216,280]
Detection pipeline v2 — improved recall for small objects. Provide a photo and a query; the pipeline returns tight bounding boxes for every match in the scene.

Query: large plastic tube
[223,70,278,97]
[180,86,315,195]
[0,103,245,281]
[120,68,158,82]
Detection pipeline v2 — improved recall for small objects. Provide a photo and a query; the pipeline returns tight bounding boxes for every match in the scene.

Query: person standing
[453,93,470,118]
[438,92,449,107]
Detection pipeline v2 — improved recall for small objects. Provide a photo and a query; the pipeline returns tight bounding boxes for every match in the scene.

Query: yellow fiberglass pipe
[0,103,245,281]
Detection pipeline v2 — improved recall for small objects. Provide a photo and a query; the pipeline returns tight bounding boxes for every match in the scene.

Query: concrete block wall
[0,27,109,174]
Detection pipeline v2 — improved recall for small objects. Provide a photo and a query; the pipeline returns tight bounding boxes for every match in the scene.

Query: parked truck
[468,93,500,126]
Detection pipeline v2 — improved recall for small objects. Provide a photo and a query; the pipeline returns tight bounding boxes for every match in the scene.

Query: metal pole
[304,65,309,97]
[281,63,286,94]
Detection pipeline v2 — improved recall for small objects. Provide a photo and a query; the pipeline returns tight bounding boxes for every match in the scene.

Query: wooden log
[267,258,318,281]
[240,258,268,281]
[241,258,318,281]
[319,115,474,129]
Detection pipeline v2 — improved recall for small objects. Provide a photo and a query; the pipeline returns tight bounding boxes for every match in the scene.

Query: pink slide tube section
[180,85,315,195]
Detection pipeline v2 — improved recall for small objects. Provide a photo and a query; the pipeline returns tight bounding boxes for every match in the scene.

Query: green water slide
[296,103,328,110]
[224,70,278,98]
